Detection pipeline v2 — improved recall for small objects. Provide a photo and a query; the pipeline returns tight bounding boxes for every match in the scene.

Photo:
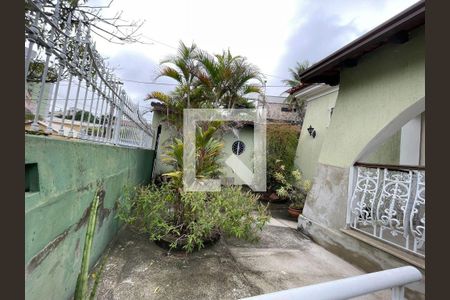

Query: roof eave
[298,0,425,85]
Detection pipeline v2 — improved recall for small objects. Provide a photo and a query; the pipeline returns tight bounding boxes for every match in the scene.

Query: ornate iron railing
[348,163,425,257]
[24,0,153,149]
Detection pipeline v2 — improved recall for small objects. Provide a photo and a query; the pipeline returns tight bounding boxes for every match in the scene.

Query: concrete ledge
[340,228,424,270]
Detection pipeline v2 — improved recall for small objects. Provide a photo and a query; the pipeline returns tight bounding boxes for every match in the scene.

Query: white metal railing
[25,0,153,149]
[347,163,425,257]
[242,266,422,300]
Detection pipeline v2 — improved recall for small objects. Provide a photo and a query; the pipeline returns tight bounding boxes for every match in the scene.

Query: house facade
[150,104,256,186]
[292,1,425,298]
[150,93,301,185]
[292,84,339,180]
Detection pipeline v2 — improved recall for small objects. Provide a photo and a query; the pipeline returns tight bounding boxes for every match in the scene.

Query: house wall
[298,26,425,298]
[220,127,255,185]
[151,111,256,185]
[318,26,425,168]
[420,113,425,165]
[294,90,338,180]
[25,135,155,300]
[399,114,422,165]
[265,102,301,123]
[359,131,401,165]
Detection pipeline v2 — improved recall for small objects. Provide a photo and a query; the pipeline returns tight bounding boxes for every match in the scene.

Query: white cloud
[87,0,421,98]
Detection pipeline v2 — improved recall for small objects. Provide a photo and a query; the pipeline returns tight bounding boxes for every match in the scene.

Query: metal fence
[347,163,425,257]
[25,0,153,149]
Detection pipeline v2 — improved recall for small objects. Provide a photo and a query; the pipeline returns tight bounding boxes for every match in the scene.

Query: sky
[84,0,420,115]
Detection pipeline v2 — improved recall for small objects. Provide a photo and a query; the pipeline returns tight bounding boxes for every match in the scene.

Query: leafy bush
[117,182,269,252]
[267,124,300,190]
[275,165,312,210]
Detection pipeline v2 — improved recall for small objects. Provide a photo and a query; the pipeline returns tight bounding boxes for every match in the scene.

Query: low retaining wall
[25,135,155,300]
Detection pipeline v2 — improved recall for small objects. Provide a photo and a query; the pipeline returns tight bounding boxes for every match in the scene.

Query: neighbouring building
[291,1,425,298]
[250,95,302,124]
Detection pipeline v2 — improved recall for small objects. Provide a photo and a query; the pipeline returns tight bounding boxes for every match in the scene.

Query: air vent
[25,163,39,193]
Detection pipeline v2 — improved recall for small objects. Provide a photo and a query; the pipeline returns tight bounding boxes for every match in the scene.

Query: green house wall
[318,26,425,168]
[298,25,425,298]
[220,127,255,185]
[294,90,338,180]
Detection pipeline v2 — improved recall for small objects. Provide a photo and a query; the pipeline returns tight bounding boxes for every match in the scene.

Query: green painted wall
[294,90,338,180]
[359,131,401,165]
[25,135,155,300]
[151,111,255,185]
[220,127,254,185]
[318,26,425,168]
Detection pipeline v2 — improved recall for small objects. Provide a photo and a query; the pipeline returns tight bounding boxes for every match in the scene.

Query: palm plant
[282,60,310,88]
[162,121,224,187]
[283,61,310,121]
[156,41,200,108]
[195,49,264,108]
[146,89,184,129]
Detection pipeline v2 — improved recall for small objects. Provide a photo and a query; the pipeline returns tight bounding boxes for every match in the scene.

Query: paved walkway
[94,207,389,299]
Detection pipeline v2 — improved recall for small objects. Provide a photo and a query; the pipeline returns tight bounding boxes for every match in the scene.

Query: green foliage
[25,112,35,122]
[27,60,59,83]
[118,119,269,253]
[117,183,269,252]
[161,122,224,187]
[282,60,310,88]
[283,60,310,121]
[73,110,99,123]
[147,42,264,128]
[266,123,300,190]
[275,167,312,210]
[195,49,264,108]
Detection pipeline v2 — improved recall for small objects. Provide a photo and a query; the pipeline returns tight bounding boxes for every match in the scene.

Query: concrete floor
[93,205,389,300]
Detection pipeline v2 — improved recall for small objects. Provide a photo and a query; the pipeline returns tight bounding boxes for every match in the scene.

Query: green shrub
[275,166,312,210]
[117,182,269,252]
[267,124,300,190]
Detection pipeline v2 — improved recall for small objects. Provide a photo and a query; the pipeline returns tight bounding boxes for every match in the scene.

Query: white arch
[355,96,425,164]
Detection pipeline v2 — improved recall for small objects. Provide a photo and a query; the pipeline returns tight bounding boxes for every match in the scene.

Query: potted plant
[117,123,270,253]
[275,168,312,219]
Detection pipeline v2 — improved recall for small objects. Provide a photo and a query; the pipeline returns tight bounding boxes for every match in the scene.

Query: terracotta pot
[268,192,280,202]
[288,207,302,219]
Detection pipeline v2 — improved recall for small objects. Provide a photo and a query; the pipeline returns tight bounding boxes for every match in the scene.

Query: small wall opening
[25,163,39,193]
